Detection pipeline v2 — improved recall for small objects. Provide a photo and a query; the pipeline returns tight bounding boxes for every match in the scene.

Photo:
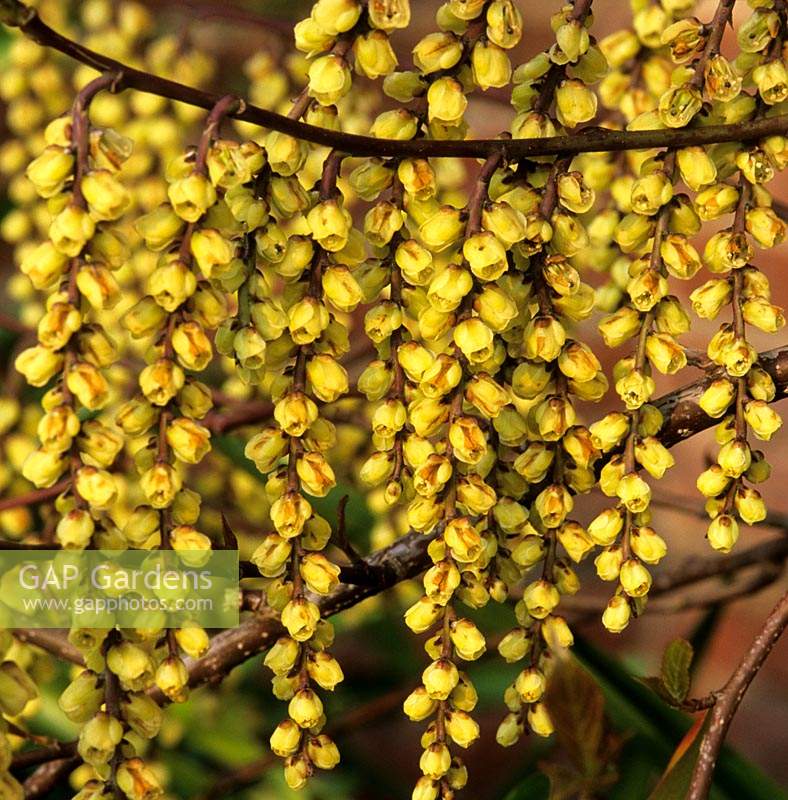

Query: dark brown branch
[22,757,81,799]
[0,311,30,334]
[0,479,70,513]
[4,2,788,160]
[205,399,273,434]
[649,563,783,615]
[11,741,77,770]
[655,346,788,450]
[688,590,788,800]
[651,537,788,595]
[11,629,85,665]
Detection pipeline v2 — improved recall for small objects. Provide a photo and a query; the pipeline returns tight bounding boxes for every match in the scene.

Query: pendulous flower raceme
[0,0,787,797]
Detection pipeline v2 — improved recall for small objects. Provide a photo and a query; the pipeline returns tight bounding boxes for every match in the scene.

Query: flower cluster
[0,0,787,797]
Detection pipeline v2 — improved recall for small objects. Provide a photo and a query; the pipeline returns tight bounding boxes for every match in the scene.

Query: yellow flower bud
[37,301,82,351]
[630,526,667,564]
[422,658,459,701]
[696,183,740,222]
[523,579,560,619]
[746,206,787,249]
[602,594,631,633]
[281,597,320,642]
[140,358,185,406]
[698,378,736,419]
[368,0,410,30]
[706,514,739,553]
[703,231,752,273]
[449,618,486,661]
[453,318,494,364]
[78,712,123,766]
[135,203,185,251]
[22,448,67,488]
[139,462,180,509]
[66,361,109,410]
[27,145,75,198]
[690,279,732,320]
[742,296,785,333]
[165,417,211,464]
[704,54,741,102]
[76,263,120,310]
[288,687,324,729]
[419,205,464,252]
[616,472,650,513]
[444,709,480,749]
[270,719,302,758]
[595,545,624,581]
[463,231,507,281]
[598,306,641,347]
[555,79,597,127]
[527,702,554,737]
[413,31,462,73]
[658,83,702,128]
[616,368,649,411]
[190,228,234,279]
[614,211,655,253]
[81,169,131,221]
[645,333,686,374]
[444,516,483,563]
[146,257,196,312]
[465,373,509,418]
[419,743,451,780]
[20,240,70,289]
[353,29,397,79]
[557,170,595,214]
[631,170,673,216]
[619,558,652,597]
[496,712,524,747]
[308,53,352,106]
[168,171,216,222]
[299,552,341,595]
[523,315,566,362]
[471,40,511,90]
[515,666,546,703]
[321,266,363,313]
[49,204,96,257]
[587,507,624,547]
[427,264,472,312]
[288,297,330,345]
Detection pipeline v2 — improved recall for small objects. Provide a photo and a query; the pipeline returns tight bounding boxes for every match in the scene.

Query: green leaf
[660,639,694,704]
[574,636,787,800]
[638,675,675,705]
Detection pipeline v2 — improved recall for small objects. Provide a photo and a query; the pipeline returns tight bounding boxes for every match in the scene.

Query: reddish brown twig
[0,479,70,513]
[22,757,81,799]
[11,629,85,665]
[688,591,788,800]
[4,2,788,160]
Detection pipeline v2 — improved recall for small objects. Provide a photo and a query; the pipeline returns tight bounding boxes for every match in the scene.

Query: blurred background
[0,1,786,798]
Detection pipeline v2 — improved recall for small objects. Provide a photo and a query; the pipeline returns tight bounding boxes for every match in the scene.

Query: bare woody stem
[70,71,122,208]
[688,590,788,800]
[5,1,788,160]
